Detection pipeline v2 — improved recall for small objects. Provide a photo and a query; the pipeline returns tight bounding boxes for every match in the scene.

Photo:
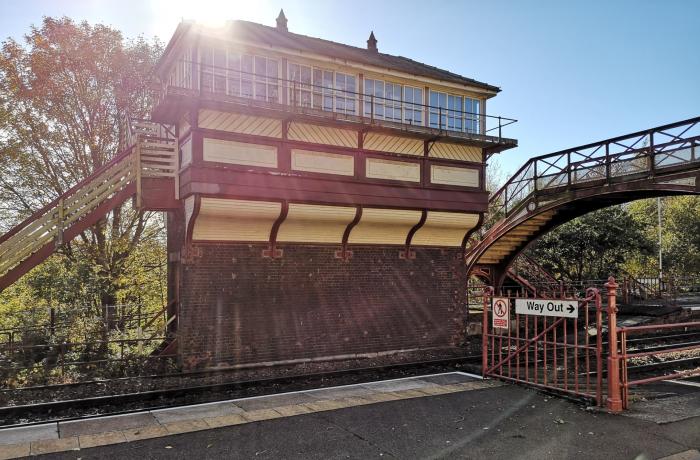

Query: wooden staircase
[0,118,177,292]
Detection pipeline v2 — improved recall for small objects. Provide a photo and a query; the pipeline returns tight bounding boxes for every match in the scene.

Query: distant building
[151,11,517,369]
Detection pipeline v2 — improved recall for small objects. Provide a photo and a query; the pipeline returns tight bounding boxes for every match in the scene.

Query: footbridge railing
[491,116,700,218]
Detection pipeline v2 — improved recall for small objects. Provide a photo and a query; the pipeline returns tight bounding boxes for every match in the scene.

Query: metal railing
[160,60,518,140]
[482,286,605,406]
[0,302,177,388]
[618,321,700,409]
[490,116,700,217]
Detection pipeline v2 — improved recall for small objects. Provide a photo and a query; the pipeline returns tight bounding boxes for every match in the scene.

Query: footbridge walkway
[467,116,700,286]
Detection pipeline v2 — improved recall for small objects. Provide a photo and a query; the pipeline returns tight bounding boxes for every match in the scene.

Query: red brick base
[177,244,468,369]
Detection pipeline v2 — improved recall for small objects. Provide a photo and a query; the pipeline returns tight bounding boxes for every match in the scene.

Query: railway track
[0,355,481,428]
[1,328,696,428]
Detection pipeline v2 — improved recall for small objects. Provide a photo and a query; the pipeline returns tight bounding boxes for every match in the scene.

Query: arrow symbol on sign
[567,305,575,313]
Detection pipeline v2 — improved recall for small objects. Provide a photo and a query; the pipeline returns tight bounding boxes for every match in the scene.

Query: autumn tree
[626,196,700,277]
[526,206,654,281]
[0,17,164,308]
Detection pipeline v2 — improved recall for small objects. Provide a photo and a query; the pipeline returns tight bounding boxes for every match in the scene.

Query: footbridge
[467,116,700,287]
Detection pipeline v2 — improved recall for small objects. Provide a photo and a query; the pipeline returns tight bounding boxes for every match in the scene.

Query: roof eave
[155,21,195,77]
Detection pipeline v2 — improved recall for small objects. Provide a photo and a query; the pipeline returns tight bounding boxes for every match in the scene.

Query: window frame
[289,62,358,115]
[429,89,482,134]
[199,46,280,103]
[402,85,423,126]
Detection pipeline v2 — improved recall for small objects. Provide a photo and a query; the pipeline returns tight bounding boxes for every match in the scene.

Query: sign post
[514,298,579,318]
[492,297,510,330]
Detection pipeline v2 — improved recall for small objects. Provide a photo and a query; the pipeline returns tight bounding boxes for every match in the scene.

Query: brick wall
[178,244,467,369]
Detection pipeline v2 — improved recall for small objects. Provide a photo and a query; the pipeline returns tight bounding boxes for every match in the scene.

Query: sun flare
[149,0,267,39]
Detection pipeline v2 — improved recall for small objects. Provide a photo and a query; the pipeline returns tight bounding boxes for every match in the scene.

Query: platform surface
[1,372,699,460]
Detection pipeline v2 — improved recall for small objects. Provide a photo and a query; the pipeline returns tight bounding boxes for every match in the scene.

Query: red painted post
[605,276,623,412]
[482,286,493,377]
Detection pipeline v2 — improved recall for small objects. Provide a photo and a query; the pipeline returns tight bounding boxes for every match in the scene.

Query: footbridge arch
[467,116,700,287]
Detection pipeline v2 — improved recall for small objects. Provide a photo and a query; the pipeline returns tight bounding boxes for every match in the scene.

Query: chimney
[367,31,378,53]
[276,9,288,32]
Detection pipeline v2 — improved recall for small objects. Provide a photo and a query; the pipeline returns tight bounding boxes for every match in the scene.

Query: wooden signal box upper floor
[147,16,517,248]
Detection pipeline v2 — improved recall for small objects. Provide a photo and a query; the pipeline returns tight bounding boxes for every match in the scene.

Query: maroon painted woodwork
[180,166,487,212]
[152,91,517,154]
[141,178,180,210]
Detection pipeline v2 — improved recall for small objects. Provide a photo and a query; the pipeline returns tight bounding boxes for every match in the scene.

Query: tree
[0,17,163,307]
[626,196,700,277]
[526,206,654,281]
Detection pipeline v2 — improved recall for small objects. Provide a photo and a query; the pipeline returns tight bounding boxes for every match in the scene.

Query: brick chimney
[367,31,378,52]
[276,9,288,32]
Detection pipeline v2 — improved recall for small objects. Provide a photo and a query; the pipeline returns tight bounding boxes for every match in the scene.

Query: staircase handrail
[0,145,135,247]
[516,254,559,284]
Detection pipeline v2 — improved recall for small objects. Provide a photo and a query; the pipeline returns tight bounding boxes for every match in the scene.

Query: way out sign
[491,297,510,329]
[515,298,579,318]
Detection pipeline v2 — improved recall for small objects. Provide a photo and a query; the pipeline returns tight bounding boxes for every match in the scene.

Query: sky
[1,0,699,175]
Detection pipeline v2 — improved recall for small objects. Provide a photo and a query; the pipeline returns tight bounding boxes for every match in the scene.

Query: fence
[618,321,700,409]
[482,276,700,411]
[0,302,177,388]
[482,285,605,405]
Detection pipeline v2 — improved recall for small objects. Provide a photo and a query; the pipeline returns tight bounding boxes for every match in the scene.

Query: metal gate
[481,286,605,405]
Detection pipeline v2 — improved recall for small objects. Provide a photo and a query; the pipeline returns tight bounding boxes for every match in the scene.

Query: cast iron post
[605,276,623,412]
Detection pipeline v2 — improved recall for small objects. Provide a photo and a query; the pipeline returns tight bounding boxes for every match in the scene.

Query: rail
[618,321,700,409]
[489,116,700,218]
[0,116,177,288]
[160,60,517,140]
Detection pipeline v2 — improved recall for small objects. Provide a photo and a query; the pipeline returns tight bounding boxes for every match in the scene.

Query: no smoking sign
[492,297,510,330]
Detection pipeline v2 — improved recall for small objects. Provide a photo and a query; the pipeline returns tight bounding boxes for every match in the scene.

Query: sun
[149,0,268,40]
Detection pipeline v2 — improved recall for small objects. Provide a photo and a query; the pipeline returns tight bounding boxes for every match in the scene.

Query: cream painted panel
[192,198,281,242]
[431,165,480,187]
[198,109,283,138]
[430,143,482,162]
[180,138,192,167]
[291,149,354,176]
[365,158,421,182]
[277,204,356,243]
[288,122,357,148]
[363,133,423,156]
[184,195,195,239]
[348,208,422,245]
[203,138,278,168]
[411,212,479,247]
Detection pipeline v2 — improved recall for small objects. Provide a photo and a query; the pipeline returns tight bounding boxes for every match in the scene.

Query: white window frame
[199,46,280,103]
[429,90,481,134]
[289,62,357,115]
[170,47,193,88]
[365,78,418,123]
[402,85,423,126]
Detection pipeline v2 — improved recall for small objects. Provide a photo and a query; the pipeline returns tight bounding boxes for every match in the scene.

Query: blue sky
[1,0,699,175]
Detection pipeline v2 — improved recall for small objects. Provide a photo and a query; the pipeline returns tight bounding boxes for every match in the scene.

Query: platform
[1,372,699,459]
[0,372,498,458]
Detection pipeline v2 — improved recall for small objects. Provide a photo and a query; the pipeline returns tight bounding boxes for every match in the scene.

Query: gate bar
[486,316,565,376]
